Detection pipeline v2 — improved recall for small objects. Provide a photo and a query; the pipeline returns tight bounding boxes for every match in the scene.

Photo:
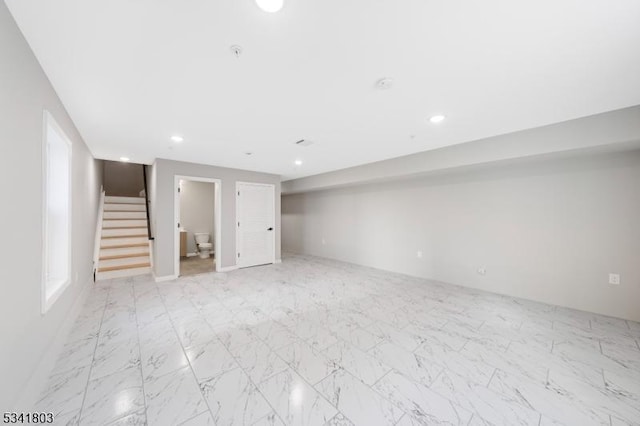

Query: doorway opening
[174,176,221,277]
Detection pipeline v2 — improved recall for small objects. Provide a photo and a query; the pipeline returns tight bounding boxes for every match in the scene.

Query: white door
[236,182,275,268]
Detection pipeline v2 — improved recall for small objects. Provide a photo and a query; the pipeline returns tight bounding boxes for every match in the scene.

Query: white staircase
[96,196,151,280]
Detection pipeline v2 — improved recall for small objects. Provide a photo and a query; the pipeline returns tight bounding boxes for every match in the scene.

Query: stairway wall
[103,160,145,197]
[0,1,103,409]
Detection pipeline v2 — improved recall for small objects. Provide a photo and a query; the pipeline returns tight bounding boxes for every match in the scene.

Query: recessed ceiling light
[294,159,303,166]
[429,115,446,124]
[375,78,393,90]
[171,135,184,143]
[230,45,243,58]
[255,0,284,13]
[245,152,253,156]
[120,157,130,162]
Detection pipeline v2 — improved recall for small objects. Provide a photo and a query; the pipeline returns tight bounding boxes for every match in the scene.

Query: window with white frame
[42,111,72,313]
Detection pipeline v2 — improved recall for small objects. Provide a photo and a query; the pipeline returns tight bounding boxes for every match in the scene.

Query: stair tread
[101,243,148,249]
[102,234,147,239]
[102,226,147,229]
[98,262,151,272]
[100,252,150,261]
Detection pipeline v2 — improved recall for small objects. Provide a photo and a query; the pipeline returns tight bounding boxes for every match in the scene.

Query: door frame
[174,175,222,276]
[235,181,276,268]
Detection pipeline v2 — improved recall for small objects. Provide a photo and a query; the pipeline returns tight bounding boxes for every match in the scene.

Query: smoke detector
[375,78,393,90]
[230,45,243,58]
[294,139,314,147]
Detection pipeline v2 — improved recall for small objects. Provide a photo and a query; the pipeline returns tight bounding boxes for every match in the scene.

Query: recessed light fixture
[171,135,184,143]
[245,152,253,156]
[255,0,284,13]
[375,78,393,90]
[230,45,243,58]
[120,157,130,162]
[294,159,303,166]
[429,115,446,124]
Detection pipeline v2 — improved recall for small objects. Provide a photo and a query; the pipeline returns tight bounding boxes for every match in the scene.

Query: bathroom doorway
[174,176,221,277]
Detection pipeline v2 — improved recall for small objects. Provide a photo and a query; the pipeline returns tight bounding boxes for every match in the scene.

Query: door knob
[267,227,274,231]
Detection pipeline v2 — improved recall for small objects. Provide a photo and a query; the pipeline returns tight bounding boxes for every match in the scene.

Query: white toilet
[194,233,213,259]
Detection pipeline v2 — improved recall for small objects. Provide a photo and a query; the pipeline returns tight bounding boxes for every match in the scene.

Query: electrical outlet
[417,251,423,259]
[477,267,486,276]
[609,273,620,285]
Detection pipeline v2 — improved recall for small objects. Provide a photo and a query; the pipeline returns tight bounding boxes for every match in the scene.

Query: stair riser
[100,246,149,257]
[104,203,146,212]
[101,237,148,247]
[103,219,147,228]
[96,267,151,281]
[102,228,148,237]
[105,196,145,204]
[103,211,147,220]
[99,256,150,268]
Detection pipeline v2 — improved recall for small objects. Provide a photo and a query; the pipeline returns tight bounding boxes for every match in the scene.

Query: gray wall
[103,160,145,197]
[0,1,103,408]
[282,151,640,322]
[179,180,215,254]
[151,159,281,276]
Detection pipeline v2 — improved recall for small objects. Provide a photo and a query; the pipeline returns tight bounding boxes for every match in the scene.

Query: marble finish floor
[37,254,640,425]
[180,255,216,277]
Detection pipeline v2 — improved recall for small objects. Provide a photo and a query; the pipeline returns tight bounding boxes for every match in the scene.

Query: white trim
[93,188,106,275]
[15,277,91,410]
[41,110,73,314]
[153,273,179,282]
[235,181,276,268]
[174,175,222,277]
[218,265,239,272]
[186,252,198,257]
[274,259,282,264]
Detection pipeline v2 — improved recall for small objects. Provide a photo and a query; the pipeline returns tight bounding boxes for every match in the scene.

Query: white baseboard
[217,265,238,272]
[186,252,198,257]
[14,279,92,410]
[274,259,282,264]
[154,273,179,282]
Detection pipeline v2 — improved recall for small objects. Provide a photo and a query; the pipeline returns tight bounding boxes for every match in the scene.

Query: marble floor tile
[324,341,390,385]
[39,254,640,426]
[145,366,208,426]
[373,370,472,425]
[141,340,190,381]
[90,335,140,380]
[489,369,609,425]
[199,367,273,426]
[277,341,338,385]
[179,411,215,426]
[230,339,289,384]
[80,368,144,426]
[365,321,425,352]
[430,369,541,426]
[51,336,97,376]
[369,341,442,387]
[185,339,238,382]
[316,370,403,426]
[257,368,337,425]
[35,366,90,419]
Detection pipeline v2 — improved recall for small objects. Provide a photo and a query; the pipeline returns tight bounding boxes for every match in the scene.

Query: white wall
[179,180,215,254]
[283,106,640,194]
[0,1,103,409]
[151,159,281,277]
[282,151,640,322]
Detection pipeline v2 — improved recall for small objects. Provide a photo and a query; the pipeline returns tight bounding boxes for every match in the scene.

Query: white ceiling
[6,0,640,180]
